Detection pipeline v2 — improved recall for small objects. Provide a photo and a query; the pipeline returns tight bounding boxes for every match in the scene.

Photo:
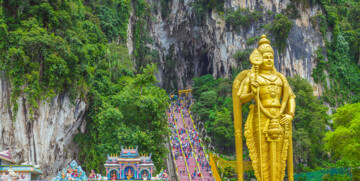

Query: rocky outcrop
[143,0,326,95]
[0,77,86,179]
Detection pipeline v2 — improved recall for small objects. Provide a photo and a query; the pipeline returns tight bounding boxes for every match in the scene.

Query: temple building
[0,149,43,180]
[53,160,88,180]
[104,146,154,180]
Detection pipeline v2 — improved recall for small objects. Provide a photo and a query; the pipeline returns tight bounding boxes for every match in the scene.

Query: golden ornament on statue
[249,48,263,66]
[233,35,296,181]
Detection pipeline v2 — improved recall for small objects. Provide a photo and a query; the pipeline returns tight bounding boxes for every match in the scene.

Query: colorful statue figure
[142,172,147,180]
[162,172,168,181]
[88,170,96,181]
[233,35,296,181]
[8,166,18,180]
[19,174,26,181]
[126,169,133,180]
[61,171,66,179]
[71,169,78,178]
[66,167,72,179]
[111,172,117,180]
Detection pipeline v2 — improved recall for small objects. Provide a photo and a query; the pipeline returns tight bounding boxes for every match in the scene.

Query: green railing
[294,167,353,181]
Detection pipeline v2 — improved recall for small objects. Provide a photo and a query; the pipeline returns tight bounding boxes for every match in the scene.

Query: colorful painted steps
[168,101,215,181]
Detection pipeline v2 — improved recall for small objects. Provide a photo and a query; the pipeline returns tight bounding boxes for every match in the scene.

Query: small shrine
[0,149,43,181]
[104,146,154,180]
[53,160,88,180]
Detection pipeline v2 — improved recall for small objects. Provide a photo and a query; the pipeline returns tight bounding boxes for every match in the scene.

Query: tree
[75,64,169,173]
[192,74,218,100]
[213,108,235,152]
[287,76,330,170]
[324,102,360,163]
[191,75,236,154]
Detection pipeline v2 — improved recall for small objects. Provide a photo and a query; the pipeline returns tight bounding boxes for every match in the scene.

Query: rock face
[0,77,86,179]
[141,0,325,95]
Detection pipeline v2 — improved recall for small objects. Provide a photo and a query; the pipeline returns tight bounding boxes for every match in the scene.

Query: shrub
[233,49,252,63]
[283,4,300,19]
[245,36,261,45]
[270,14,293,53]
[348,4,360,29]
[225,8,262,29]
[193,0,224,23]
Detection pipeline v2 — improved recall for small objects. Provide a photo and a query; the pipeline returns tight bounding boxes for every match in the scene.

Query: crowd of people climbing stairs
[168,96,215,181]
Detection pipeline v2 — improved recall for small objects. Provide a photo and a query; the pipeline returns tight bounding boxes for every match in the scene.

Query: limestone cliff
[0,77,86,179]
[139,0,326,96]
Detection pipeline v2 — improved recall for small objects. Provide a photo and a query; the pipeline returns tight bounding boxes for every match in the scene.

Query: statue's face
[261,52,274,69]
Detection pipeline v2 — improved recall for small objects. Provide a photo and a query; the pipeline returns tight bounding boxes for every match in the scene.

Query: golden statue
[126,169,133,180]
[233,35,296,181]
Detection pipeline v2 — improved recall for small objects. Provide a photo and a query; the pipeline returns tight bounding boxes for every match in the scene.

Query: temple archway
[140,169,151,179]
[108,169,119,180]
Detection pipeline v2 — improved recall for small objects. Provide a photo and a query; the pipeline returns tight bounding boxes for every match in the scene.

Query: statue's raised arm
[233,35,296,181]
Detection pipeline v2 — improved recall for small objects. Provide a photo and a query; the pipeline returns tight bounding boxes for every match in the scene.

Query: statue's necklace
[259,74,278,82]
[259,74,278,98]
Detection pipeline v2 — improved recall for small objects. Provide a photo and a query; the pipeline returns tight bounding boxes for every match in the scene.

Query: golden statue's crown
[258,34,274,55]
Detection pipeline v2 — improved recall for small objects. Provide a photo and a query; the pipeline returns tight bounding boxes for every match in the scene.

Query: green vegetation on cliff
[223,7,293,53]
[0,0,168,173]
[225,8,262,29]
[311,0,360,106]
[193,0,224,22]
[0,0,132,119]
[270,14,293,53]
